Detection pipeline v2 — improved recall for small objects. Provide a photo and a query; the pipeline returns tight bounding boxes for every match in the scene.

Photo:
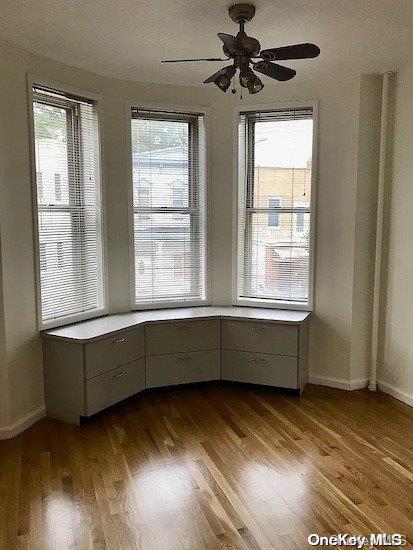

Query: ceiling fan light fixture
[247,73,264,94]
[216,65,236,92]
[204,64,236,92]
[239,66,255,88]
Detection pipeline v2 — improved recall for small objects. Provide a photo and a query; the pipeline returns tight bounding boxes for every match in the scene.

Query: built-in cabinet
[43,307,310,424]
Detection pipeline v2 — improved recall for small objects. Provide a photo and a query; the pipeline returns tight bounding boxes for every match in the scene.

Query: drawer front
[221,320,297,356]
[85,328,144,379]
[146,350,220,388]
[85,359,145,416]
[221,350,297,389]
[146,320,220,356]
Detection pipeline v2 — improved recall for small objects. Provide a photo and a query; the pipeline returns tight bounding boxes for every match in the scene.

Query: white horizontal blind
[131,108,207,306]
[32,86,105,327]
[237,108,314,305]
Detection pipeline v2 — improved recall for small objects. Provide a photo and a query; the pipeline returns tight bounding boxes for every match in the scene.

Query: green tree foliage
[131,120,188,154]
[34,103,66,140]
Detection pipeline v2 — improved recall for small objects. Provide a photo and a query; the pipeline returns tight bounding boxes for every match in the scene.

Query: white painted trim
[231,99,319,311]
[236,297,311,311]
[378,381,413,407]
[309,375,368,391]
[26,74,109,330]
[125,99,137,309]
[369,73,391,392]
[125,99,212,311]
[349,378,369,390]
[0,405,46,440]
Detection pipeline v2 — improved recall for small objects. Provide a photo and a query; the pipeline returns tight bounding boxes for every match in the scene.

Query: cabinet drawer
[221,350,297,389]
[221,320,297,356]
[146,350,220,388]
[85,328,144,379]
[146,320,220,356]
[85,359,145,416]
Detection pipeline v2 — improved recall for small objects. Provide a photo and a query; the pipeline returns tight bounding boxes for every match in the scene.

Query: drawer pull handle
[177,356,192,361]
[251,357,266,363]
[113,371,126,378]
[113,337,125,344]
[250,327,266,332]
[178,326,191,331]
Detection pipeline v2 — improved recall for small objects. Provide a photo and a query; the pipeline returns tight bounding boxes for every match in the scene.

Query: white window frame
[125,100,211,310]
[232,100,318,311]
[27,75,109,329]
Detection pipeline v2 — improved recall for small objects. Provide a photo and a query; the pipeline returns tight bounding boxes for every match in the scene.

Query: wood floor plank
[1,385,412,549]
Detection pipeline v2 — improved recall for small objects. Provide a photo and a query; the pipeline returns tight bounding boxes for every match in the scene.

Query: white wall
[378,67,413,405]
[0,35,384,435]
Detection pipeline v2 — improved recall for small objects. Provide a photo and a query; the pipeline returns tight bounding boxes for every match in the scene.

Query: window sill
[39,307,108,331]
[234,297,312,312]
[131,298,211,311]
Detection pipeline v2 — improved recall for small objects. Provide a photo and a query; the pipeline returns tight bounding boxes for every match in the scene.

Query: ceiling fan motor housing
[228,3,256,23]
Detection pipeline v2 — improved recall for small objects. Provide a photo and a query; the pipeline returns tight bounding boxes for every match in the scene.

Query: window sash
[32,86,105,328]
[130,108,207,307]
[237,107,314,308]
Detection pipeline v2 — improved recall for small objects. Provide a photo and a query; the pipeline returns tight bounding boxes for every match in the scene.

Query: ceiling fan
[161,3,320,95]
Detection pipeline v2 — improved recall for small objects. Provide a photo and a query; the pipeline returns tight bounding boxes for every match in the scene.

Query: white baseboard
[309,375,368,391]
[349,378,369,390]
[0,405,46,440]
[377,381,413,407]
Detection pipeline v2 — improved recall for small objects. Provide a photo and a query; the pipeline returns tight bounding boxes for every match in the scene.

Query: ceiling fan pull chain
[231,72,237,95]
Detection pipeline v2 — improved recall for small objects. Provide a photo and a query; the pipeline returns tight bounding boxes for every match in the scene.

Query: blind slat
[33,88,105,326]
[131,109,207,305]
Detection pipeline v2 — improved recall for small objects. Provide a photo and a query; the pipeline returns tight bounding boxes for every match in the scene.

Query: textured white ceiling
[0,0,412,86]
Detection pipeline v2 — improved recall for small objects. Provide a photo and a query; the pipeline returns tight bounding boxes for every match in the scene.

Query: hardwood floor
[1,384,412,549]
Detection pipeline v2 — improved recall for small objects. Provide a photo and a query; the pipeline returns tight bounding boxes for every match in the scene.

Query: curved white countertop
[43,306,311,343]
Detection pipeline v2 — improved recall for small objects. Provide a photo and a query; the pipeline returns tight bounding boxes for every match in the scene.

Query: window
[130,107,207,307]
[236,105,315,308]
[32,85,106,328]
[267,197,282,227]
[172,184,185,207]
[136,179,150,208]
[54,173,62,201]
[296,212,305,233]
[56,241,64,269]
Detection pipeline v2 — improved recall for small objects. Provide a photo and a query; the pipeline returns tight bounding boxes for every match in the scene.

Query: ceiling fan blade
[161,57,227,63]
[260,43,320,61]
[217,33,244,54]
[253,61,296,81]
